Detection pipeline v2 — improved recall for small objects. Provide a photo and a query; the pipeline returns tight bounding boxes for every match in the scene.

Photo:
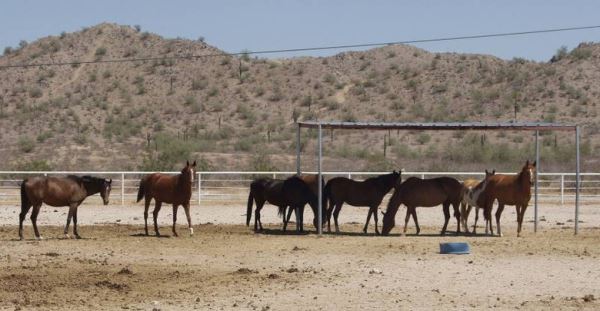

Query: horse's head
[392,169,403,190]
[182,160,197,184]
[522,160,536,184]
[100,179,112,205]
[381,210,395,236]
[484,169,496,181]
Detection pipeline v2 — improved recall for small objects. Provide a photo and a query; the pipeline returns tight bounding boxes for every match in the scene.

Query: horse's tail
[136,177,146,202]
[20,180,29,211]
[323,182,332,222]
[246,190,254,226]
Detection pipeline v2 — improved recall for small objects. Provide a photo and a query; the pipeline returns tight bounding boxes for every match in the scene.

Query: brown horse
[483,161,536,237]
[460,170,495,235]
[137,161,196,237]
[19,175,112,240]
[325,171,401,235]
[246,174,324,232]
[281,175,326,233]
[381,177,462,236]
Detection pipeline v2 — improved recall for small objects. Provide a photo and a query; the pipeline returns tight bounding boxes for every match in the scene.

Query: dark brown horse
[325,171,401,235]
[482,161,536,237]
[246,174,325,232]
[19,175,112,240]
[137,161,196,237]
[381,177,462,236]
[282,175,325,233]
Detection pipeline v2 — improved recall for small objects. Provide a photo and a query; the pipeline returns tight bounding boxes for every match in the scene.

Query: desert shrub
[29,87,43,98]
[18,137,35,153]
[416,133,431,144]
[570,46,592,60]
[95,47,107,57]
[17,160,52,171]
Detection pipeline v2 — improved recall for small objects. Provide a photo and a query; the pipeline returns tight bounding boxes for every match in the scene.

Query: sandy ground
[1,201,599,310]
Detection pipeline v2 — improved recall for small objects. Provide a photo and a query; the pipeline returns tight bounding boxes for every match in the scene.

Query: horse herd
[16,160,536,240]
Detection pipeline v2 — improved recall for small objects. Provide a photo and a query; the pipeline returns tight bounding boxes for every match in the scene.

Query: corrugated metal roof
[297,121,578,131]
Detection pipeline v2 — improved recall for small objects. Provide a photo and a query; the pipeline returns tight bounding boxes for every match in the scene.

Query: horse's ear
[532,161,536,167]
[192,160,197,167]
[492,170,496,175]
[108,179,112,184]
[485,169,489,175]
[186,160,190,166]
[525,160,530,166]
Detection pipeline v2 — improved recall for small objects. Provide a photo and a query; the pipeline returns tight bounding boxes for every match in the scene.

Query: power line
[1,24,599,70]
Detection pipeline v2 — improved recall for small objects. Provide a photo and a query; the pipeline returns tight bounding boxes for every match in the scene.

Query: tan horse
[137,161,196,237]
[19,175,112,240]
[460,170,495,235]
[482,161,536,237]
[381,177,462,236]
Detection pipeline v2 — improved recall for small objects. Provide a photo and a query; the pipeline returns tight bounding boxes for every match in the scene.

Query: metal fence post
[560,174,564,205]
[121,173,125,206]
[197,172,202,207]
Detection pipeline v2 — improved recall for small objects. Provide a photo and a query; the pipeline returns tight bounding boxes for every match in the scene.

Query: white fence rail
[0,171,598,206]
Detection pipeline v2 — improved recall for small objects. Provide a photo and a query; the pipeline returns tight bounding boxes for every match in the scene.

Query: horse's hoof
[64,234,70,239]
[173,233,179,237]
[75,235,82,240]
[35,236,44,241]
[189,228,194,236]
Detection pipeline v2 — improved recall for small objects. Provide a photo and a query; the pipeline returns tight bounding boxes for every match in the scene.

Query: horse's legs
[452,203,461,235]
[441,202,451,235]
[183,203,193,236]
[403,207,411,234]
[172,204,179,237]
[460,203,470,234]
[411,207,420,235]
[373,206,380,235]
[254,200,264,232]
[495,203,505,237]
[143,197,151,236]
[473,205,479,235]
[72,204,82,239]
[333,203,343,233]
[30,204,43,240]
[64,204,75,239]
[326,199,334,233]
[284,206,294,231]
[363,208,373,234]
[517,204,527,237]
[19,202,32,240]
[152,201,162,236]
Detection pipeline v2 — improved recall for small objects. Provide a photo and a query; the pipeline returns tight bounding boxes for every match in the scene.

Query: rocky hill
[0,23,598,172]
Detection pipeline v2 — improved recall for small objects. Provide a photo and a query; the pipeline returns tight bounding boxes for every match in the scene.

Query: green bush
[18,137,35,153]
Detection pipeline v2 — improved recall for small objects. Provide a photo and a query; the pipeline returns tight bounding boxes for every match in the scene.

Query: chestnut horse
[19,175,112,240]
[483,161,536,237]
[246,174,325,232]
[325,171,401,235]
[137,161,196,237]
[381,177,462,236]
[460,170,495,234]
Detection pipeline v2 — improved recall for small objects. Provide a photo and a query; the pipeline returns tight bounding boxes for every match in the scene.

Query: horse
[460,170,495,235]
[482,160,536,237]
[381,177,462,236]
[281,175,326,233]
[325,171,401,235]
[137,161,196,237]
[246,174,325,232]
[19,175,112,240]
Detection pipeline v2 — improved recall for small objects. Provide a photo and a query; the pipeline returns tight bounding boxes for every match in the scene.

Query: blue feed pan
[439,242,470,254]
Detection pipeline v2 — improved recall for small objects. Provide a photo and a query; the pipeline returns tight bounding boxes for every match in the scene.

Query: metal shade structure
[295,121,581,235]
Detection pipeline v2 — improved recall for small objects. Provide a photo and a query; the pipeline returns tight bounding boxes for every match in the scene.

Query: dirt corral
[1,204,599,310]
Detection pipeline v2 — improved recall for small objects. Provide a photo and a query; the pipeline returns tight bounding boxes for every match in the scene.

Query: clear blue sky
[2,0,599,61]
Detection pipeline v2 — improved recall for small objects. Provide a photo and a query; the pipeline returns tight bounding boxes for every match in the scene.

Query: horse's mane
[67,175,105,184]
[365,172,398,187]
